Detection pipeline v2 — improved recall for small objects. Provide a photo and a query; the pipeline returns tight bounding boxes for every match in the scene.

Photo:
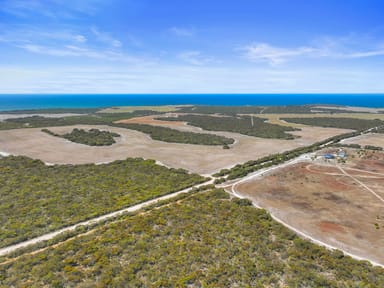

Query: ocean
[0,94,384,111]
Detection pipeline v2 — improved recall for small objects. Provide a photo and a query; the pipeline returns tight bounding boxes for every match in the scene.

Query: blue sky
[0,0,384,93]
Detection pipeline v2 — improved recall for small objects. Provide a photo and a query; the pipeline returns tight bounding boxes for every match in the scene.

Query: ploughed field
[233,149,384,266]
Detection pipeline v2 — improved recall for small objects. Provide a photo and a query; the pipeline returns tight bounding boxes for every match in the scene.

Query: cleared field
[259,113,384,128]
[98,105,182,113]
[313,105,384,113]
[117,115,185,126]
[341,133,384,149]
[0,113,82,121]
[0,124,351,175]
[234,149,384,265]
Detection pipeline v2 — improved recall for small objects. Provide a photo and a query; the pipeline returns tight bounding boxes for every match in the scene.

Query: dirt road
[0,179,213,257]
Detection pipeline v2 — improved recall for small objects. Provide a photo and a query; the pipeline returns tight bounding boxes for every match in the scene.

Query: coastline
[1,94,384,111]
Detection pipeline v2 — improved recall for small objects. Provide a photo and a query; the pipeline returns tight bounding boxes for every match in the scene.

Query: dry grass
[116,115,185,126]
[313,105,384,113]
[341,133,384,149]
[258,113,384,128]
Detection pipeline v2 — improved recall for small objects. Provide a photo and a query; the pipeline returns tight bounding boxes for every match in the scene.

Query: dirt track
[0,179,213,258]
[0,124,350,175]
[233,150,384,266]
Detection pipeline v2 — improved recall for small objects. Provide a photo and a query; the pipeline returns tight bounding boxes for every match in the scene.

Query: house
[337,150,347,158]
[323,153,335,159]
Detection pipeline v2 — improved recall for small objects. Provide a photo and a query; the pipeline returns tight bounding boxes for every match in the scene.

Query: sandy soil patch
[98,105,184,113]
[258,113,384,128]
[313,105,384,113]
[0,124,350,175]
[0,113,82,121]
[116,115,186,126]
[341,133,384,149]
[234,150,384,265]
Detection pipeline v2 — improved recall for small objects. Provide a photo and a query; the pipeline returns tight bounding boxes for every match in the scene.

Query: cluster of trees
[215,131,361,179]
[1,189,383,287]
[281,117,384,130]
[364,145,383,151]
[42,128,121,146]
[157,114,299,139]
[115,123,235,146]
[0,156,205,248]
[372,126,384,133]
[0,110,163,130]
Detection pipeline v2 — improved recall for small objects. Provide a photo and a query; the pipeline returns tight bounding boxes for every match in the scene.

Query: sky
[0,0,384,93]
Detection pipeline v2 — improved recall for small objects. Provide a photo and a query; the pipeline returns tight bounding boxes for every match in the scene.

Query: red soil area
[318,221,346,234]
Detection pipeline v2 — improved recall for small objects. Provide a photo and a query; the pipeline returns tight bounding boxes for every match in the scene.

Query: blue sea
[0,94,383,111]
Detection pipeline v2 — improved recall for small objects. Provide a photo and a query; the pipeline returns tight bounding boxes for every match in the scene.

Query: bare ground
[259,113,384,128]
[0,124,350,175]
[313,105,384,113]
[341,133,384,149]
[233,150,384,266]
[0,113,83,121]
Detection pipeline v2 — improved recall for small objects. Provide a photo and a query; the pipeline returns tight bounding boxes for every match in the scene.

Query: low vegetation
[42,128,120,146]
[115,123,235,146]
[1,189,383,287]
[281,117,384,130]
[0,156,205,248]
[372,126,384,133]
[0,111,236,147]
[157,114,299,139]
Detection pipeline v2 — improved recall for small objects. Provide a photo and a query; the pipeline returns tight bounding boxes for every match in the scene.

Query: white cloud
[178,51,214,66]
[0,0,106,18]
[244,37,384,65]
[169,27,195,37]
[74,35,87,43]
[342,49,384,58]
[0,27,88,44]
[243,42,384,65]
[91,27,122,48]
[18,44,140,63]
[243,43,316,65]
[2,64,383,94]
